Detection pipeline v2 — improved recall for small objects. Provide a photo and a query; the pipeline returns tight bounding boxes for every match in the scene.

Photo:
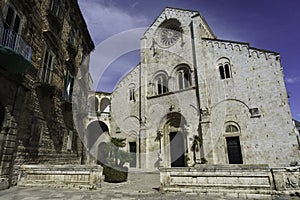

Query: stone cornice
[202,38,280,60]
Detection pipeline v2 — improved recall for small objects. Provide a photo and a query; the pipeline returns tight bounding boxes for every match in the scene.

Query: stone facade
[86,91,111,164]
[109,7,300,170]
[0,0,94,189]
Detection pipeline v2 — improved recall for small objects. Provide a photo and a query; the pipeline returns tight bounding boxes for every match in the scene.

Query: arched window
[225,124,239,133]
[176,65,191,90]
[129,84,136,102]
[218,58,232,79]
[155,75,168,95]
[100,97,110,113]
[88,96,99,113]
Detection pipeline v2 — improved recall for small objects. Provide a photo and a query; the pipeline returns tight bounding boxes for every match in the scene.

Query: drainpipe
[190,15,205,164]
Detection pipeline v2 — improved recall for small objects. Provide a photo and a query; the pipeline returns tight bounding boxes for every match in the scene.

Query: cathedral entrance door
[169,131,185,167]
[226,137,243,164]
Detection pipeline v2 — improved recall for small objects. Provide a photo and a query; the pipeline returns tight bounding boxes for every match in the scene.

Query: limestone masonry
[93,7,300,170]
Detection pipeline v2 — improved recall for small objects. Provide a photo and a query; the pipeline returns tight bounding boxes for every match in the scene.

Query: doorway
[226,136,243,164]
[169,132,185,167]
[129,142,137,168]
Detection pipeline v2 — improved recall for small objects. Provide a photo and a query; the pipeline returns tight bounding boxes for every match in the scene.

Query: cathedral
[93,7,299,171]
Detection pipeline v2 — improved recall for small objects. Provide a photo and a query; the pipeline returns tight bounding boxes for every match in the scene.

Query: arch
[87,120,109,150]
[212,98,250,111]
[159,112,188,167]
[153,72,168,95]
[128,83,136,102]
[224,121,243,164]
[100,97,110,113]
[225,122,240,133]
[173,64,192,90]
[217,57,232,79]
[88,96,99,113]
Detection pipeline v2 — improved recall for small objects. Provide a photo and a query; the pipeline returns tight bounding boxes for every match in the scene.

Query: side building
[0,0,94,189]
[86,91,111,164]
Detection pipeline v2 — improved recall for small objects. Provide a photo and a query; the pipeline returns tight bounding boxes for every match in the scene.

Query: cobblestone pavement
[0,172,297,199]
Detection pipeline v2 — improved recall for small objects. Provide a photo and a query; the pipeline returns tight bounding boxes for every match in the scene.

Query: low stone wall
[18,165,103,189]
[160,165,300,198]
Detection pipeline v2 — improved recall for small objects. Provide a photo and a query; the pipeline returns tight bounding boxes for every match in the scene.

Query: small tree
[103,137,131,183]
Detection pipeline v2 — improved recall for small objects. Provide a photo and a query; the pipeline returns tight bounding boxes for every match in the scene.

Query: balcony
[0,26,32,73]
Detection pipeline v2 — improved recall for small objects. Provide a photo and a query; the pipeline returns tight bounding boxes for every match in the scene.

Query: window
[218,58,232,79]
[100,98,110,113]
[129,88,135,102]
[40,48,54,83]
[4,5,21,33]
[225,125,239,133]
[63,70,74,101]
[50,0,63,18]
[176,66,191,90]
[155,75,168,95]
[3,5,21,49]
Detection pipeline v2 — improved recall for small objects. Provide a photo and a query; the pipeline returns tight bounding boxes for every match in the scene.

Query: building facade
[86,91,111,164]
[109,7,300,170]
[0,0,94,189]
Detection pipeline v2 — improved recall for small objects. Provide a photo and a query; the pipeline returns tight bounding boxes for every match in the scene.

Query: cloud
[78,1,150,91]
[88,27,147,90]
[286,77,299,84]
[78,0,149,44]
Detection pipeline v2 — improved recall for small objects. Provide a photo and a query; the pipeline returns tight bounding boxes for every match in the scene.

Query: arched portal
[87,121,109,150]
[160,112,187,167]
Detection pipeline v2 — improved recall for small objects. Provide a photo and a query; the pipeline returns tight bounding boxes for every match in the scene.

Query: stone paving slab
[0,187,231,200]
[0,172,298,199]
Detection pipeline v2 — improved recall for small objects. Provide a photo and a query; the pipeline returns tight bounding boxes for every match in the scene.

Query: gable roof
[143,7,215,38]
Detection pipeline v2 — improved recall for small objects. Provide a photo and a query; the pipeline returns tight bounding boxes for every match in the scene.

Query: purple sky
[78,0,300,121]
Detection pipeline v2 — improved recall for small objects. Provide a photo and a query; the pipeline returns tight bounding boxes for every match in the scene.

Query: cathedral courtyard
[0,0,300,199]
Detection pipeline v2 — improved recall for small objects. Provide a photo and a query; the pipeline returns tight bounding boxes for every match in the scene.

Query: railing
[0,26,32,61]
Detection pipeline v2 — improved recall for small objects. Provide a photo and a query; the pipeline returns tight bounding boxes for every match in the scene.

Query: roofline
[142,7,200,37]
[202,38,279,55]
[165,6,199,13]
[90,90,112,95]
[112,62,141,92]
[74,0,95,52]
